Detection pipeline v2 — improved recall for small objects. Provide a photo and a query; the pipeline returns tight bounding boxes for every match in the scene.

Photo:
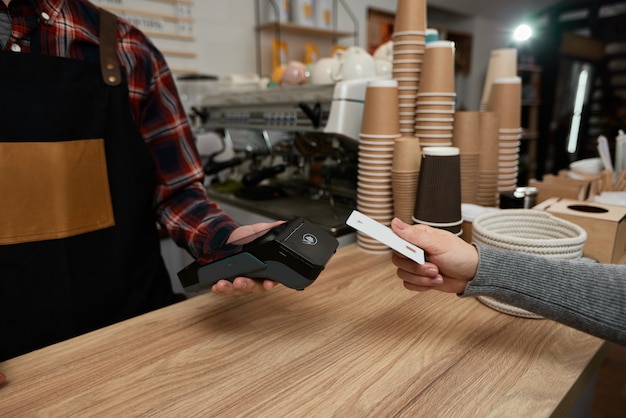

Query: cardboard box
[529,175,589,203]
[534,197,626,264]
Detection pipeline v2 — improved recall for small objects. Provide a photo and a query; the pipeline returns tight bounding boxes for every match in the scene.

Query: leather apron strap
[99,8,121,86]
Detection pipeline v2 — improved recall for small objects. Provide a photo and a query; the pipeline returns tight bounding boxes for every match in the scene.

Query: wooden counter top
[0,244,608,416]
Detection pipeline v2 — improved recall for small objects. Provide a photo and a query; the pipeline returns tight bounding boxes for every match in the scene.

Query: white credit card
[346,210,425,264]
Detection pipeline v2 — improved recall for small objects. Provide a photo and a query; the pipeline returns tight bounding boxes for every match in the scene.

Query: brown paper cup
[415,117,454,123]
[452,111,480,154]
[392,67,422,74]
[392,136,422,172]
[395,75,420,81]
[399,96,417,106]
[479,111,499,172]
[416,99,455,110]
[415,119,453,128]
[393,49,426,56]
[480,48,517,110]
[393,171,420,224]
[416,108,455,114]
[393,43,426,53]
[488,77,521,129]
[415,125,453,134]
[396,79,420,89]
[360,79,400,135]
[419,41,456,94]
[392,61,423,71]
[416,93,456,102]
[359,135,399,145]
[393,33,426,42]
[394,0,427,33]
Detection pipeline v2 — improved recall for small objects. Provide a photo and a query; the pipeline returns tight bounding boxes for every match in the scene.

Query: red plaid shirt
[2,0,238,262]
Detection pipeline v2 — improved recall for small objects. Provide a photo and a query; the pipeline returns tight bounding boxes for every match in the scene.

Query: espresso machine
[194,79,377,243]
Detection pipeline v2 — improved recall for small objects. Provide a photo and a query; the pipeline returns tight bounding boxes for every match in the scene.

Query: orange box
[534,197,626,264]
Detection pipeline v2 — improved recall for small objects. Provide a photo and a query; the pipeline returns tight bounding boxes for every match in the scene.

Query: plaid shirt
[1,0,240,262]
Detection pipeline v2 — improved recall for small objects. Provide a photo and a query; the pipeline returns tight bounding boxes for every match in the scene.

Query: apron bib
[0,10,174,360]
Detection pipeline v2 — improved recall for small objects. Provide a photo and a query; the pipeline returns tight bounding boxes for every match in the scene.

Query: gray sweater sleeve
[461,243,626,345]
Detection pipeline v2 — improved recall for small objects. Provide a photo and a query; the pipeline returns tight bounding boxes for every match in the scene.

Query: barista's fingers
[211,278,256,296]
[262,279,278,290]
[211,279,236,296]
[232,277,263,292]
[227,221,286,245]
[211,277,276,296]
[231,277,279,292]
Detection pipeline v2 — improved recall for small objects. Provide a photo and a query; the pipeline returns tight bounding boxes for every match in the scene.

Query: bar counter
[0,244,608,416]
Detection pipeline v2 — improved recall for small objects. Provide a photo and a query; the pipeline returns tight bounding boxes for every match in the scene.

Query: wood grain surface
[0,245,608,417]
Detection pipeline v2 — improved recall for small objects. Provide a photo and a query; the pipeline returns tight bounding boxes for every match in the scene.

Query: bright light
[567,69,590,154]
[513,24,533,42]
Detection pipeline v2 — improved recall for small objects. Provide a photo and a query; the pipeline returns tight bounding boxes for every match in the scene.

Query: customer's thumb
[391,217,423,244]
[391,218,440,253]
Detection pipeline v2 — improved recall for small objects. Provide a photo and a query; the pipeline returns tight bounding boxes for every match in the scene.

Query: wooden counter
[0,244,608,416]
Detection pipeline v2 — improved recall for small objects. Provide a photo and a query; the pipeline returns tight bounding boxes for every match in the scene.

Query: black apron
[0,10,174,361]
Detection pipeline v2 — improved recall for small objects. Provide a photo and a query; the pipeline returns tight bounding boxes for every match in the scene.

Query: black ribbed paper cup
[413,147,462,234]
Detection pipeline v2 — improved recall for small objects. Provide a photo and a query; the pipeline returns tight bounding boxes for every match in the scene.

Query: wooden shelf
[256,22,354,39]
[522,131,540,140]
[254,0,359,76]
[518,64,543,73]
[520,65,542,182]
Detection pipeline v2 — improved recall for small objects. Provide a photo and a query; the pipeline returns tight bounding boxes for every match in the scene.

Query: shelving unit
[255,21,353,39]
[93,0,197,74]
[254,0,358,77]
[519,64,542,182]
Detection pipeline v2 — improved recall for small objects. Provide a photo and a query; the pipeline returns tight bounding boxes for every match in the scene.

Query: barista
[0,0,280,362]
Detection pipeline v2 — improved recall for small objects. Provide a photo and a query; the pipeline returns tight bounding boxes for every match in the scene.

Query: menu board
[91,0,197,73]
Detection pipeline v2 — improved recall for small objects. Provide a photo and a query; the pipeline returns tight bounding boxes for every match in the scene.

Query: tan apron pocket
[0,139,114,245]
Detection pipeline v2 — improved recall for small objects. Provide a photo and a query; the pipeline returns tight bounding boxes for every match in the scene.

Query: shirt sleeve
[118,25,241,263]
[461,243,626,345]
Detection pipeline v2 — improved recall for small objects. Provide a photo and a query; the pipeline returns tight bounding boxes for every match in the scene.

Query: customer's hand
[212,220,286,297]
[0,372,6,385]
[390,218,479,294]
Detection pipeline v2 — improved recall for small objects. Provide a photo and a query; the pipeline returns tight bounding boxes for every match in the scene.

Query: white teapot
[331,46,376,81]
[373,40,393,62]
[310,56,338,85]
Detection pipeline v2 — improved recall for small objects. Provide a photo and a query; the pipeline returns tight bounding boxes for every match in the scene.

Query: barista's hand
[390,218,479,294]
[225,220,286,246]
[212,220,286,297]
[211,276,278,296]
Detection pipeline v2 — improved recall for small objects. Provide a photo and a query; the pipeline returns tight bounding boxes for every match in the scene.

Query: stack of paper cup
[392,136,421,223]
[413,147,462,236]
[392,0,427,136]
[357,79,400,254]
[452,111,480,204]
[415,41,456,147]
[476,111,500,207]
[488,77,522,193]
[480,48,518,111]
